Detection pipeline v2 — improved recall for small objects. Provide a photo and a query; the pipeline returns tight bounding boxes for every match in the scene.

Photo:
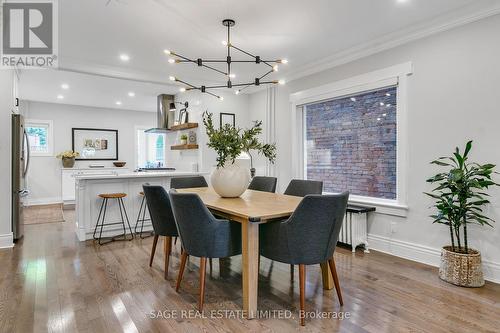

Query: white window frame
[290,62,412,217]
[25,119,54,157]
[134,125,167,169]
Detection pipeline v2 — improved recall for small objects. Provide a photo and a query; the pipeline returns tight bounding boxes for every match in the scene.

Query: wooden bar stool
[93,193,134,245]
[134,191,153,238]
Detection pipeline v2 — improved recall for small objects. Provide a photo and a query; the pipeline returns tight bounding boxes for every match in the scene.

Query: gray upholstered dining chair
[284,179,323,197]
[259,192,349,326]
[170,176,208,189]
[248,176,278,193]
[169,189,242,311]
[142,184,179,280]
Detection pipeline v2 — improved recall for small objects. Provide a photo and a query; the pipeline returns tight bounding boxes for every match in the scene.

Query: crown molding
[283,2,500,83]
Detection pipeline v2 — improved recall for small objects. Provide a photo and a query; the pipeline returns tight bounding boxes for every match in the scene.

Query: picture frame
[72,128,118,160]
[220,112,235,128]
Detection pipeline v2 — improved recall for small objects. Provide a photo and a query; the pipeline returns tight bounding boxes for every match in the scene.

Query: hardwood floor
[1,209,499,332]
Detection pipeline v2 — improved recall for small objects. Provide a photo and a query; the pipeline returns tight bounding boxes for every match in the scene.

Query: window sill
[324,193,408,217]
[348,196,408,217]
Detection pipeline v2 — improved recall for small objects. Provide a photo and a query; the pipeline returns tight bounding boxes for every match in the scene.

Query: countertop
[75,171,205,180]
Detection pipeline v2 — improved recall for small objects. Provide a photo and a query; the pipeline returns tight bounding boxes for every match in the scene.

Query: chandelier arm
[259,69,274,80]
[201,64,228,76]
[230,44,273,68]
[175,78,197,89]
[171,52,195,63]
[205,91,221,99]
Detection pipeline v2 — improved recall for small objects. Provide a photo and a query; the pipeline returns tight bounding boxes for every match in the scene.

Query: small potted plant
[56,150,80,168]
[180,134,188,145]
[203,112,276,197]
[426,141,498,287]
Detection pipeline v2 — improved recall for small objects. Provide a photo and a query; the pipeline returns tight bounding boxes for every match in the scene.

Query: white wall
[21,101,156,205]
[248,14,500,282]
[0,70,17,248]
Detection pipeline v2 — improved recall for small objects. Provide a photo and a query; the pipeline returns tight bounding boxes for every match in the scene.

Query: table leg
[242,221,259,319]
[320,262,333,290]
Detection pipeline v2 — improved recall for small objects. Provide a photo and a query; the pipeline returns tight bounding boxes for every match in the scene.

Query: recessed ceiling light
[57,94,64,99]
[128,92,135,97]
[350,97,356,102]
[397,0,408,3]
[61,83,69,90]
[115,101,122,105]
[119,54,130,62]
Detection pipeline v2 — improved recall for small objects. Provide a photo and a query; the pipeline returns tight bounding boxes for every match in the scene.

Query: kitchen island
[75,171,206,241]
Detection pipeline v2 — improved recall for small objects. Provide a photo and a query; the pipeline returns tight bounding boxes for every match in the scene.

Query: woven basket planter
[439,246,484,287]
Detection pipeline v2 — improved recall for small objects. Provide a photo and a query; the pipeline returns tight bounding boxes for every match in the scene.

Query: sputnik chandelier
[165,19,287,100]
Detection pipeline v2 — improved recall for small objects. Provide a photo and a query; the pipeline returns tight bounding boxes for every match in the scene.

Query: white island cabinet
[62,167,130,205]
[75,171,205,241]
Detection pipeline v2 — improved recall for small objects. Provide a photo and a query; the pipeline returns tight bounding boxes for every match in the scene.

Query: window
[25,119,53,156]
[135,127,166,168]
[304,86,397,200]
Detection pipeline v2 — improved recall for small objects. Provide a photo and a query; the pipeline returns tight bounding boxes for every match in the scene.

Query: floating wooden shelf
[169,123,198,131]
[171,144,199,150]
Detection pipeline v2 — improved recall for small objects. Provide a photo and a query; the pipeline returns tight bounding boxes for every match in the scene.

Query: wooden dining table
[176,187,336,319]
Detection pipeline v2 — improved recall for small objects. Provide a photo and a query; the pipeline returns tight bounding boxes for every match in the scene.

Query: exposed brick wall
[305,86,397,199]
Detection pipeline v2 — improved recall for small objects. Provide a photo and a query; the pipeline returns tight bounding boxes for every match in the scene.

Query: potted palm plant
[426,141,498,287]
[203,112,276,197]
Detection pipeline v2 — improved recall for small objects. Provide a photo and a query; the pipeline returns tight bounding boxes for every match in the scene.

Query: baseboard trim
[25,197,62,206]
[0,232,14,249]
[368,234,500,284]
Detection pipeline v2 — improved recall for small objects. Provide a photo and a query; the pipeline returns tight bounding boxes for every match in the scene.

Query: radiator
[338,211,370,253]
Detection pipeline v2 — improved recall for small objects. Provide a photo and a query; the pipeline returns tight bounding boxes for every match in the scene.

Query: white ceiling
[19,0,500,111]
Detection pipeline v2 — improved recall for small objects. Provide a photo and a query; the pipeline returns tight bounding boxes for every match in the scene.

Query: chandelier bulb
[273,65,279,72]
[164,49,172,55]
[168,58,175,64]
[229,73,236,78]
[179,87,186,92]
[278,79,286,85]
[169,76,176,81]
[219,96,224,101]
[235,90,240,95]
[280,59,288,64]
[222,40,228,46]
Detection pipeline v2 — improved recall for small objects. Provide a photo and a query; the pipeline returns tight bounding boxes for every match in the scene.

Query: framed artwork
[220,112,235,128]
[72,128,118,160]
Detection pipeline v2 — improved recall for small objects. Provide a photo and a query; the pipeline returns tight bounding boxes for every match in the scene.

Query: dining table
[176,187,336,319]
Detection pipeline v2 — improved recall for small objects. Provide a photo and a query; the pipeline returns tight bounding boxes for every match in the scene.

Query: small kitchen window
[25,119,53,157]
[135,127,166,168]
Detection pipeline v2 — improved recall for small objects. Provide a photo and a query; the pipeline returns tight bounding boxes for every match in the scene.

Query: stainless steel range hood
[145,94,175,133]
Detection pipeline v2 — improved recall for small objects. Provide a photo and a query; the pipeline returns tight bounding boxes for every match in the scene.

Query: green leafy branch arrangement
[425,141,498,253]
[203,111,277,168]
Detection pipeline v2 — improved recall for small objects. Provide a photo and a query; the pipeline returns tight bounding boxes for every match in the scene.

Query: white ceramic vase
[211,161,251,198]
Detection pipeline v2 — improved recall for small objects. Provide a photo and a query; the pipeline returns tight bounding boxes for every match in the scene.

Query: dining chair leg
[176,251,188,292]
[209,258,213,273]
[299,264,306,326]
[199,257,207,311]
[164,236,172,279]
[149,234,159,267]
[328,258,343,306]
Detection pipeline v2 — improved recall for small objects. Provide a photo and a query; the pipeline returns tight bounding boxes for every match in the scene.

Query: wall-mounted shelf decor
[171,144,199,150]
[169,122,198,131]
[72,128,118,160]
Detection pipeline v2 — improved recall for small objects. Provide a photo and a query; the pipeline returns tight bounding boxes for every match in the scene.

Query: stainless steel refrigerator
[12,114,29,241]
